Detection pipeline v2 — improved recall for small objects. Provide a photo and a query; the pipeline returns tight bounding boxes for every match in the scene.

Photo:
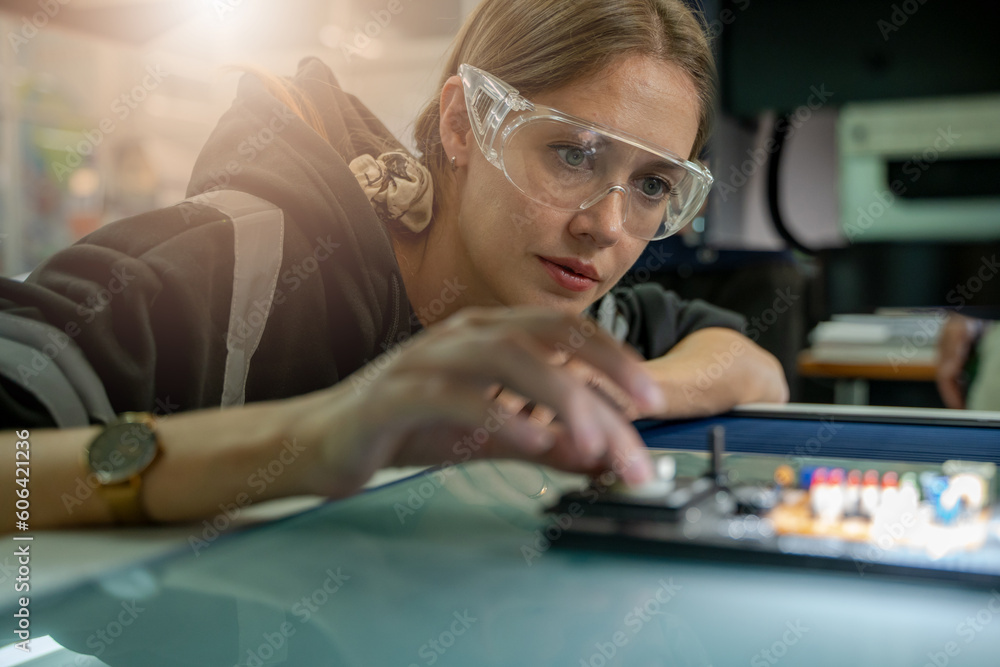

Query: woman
[0,0,787,529]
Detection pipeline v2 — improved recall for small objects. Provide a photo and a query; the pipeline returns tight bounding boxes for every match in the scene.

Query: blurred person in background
[937,314,1000,411]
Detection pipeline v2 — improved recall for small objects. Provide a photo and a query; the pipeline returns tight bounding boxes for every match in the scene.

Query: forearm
[1,388,345,531]
[643,327,789,419]
[141,392,332,523]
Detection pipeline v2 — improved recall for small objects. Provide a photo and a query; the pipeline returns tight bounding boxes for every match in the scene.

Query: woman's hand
[936,314,983,409]
[299,307,666,498]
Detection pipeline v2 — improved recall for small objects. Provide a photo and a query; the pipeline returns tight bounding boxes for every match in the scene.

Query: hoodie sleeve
[591,282,747,360]
[0,202,238,426]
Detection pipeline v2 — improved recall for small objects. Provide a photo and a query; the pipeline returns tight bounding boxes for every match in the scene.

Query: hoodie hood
[187,57,416,377]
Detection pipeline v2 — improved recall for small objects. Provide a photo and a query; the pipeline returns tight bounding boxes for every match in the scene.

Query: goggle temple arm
[459,64,533,169]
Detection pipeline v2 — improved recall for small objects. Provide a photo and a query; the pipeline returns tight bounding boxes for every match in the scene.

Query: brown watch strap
[100,475,151,525]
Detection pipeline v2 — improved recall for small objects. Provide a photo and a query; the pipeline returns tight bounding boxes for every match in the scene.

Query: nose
[569,185,629,247]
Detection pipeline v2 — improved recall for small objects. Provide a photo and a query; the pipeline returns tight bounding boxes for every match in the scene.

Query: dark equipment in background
[719,0,1000,116]
[636,0,1000,406]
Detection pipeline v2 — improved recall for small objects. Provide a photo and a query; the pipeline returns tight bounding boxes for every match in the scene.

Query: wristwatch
[85,412,162,524]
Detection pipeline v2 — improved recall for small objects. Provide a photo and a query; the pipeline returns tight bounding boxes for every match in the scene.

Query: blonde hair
[414,0,717,225]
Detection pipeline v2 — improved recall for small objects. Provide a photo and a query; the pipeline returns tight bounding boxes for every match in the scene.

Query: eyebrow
[566,129,610,150]
[638,159,685,175]
[563,127,686,173]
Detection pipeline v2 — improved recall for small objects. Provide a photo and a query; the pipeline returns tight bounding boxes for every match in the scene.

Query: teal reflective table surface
[6,460,1000,666]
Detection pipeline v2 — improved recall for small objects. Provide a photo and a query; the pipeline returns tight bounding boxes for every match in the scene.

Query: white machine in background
[839,94,1000,242]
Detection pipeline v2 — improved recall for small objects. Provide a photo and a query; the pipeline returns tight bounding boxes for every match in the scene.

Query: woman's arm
[1,392,332,531]
[2,309,666,531]
[641,327,789,419]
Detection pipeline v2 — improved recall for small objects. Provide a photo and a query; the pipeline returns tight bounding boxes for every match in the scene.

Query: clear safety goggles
[458,63,713,242]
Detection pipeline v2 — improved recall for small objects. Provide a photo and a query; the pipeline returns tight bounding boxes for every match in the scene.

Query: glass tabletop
[5,459,1000,666]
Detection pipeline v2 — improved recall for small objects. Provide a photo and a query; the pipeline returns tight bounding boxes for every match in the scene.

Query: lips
[539,256,601,281]
[538,256,600,293]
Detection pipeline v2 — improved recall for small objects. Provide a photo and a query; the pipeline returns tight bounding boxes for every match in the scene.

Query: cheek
[610,242,648,283]
[456,168,530,273]
[467,170,555,245]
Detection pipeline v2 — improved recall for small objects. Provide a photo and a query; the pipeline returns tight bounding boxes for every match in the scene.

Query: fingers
[458,330,650,473]
[371,307,657,483]
[527,421,654,485]
[561,357,641,420]
[378,365,652,483]
[417,307,661,409]
[503,309,666,414]
[379,376,556,469]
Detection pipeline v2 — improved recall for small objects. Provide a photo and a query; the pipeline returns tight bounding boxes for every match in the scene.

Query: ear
[439,75,472,169]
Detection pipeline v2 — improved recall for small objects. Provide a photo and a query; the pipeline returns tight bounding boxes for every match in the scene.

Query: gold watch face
[88,417,158,485]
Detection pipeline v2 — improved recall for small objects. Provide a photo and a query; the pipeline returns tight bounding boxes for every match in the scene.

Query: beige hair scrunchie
[348,151,434,233]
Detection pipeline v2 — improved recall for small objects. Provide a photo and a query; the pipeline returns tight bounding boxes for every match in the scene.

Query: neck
[392,201,471,328]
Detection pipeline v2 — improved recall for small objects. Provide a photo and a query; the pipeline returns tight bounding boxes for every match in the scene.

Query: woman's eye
[639,177,669,198]
[555,146,590,168]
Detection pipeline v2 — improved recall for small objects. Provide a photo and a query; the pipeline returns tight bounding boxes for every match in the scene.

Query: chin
[519,289,599,314]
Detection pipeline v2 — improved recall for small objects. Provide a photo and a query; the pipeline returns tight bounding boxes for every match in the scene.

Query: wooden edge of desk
[797,350,938,382]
